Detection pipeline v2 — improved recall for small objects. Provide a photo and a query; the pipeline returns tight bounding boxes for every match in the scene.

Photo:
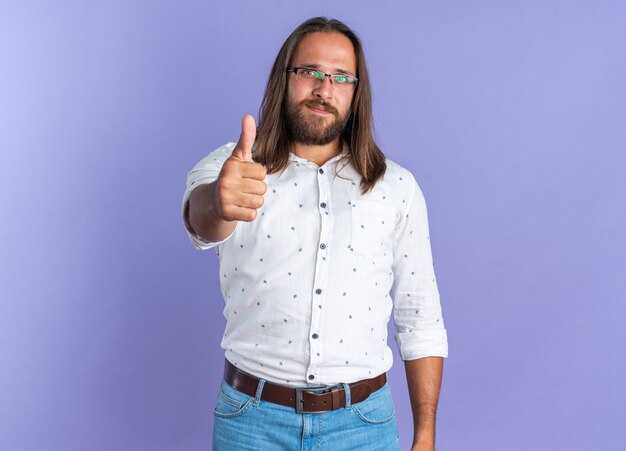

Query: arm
[390,172,448,449]
[182,115,266,248]
[404,356,444,451]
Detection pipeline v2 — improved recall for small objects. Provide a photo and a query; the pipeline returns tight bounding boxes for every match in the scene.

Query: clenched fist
[213,115,267,222]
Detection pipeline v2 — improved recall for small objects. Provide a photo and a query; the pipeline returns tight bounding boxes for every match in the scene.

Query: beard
[285,98,350,146]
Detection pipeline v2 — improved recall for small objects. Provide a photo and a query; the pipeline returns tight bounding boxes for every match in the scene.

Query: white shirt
[182,142,448,387]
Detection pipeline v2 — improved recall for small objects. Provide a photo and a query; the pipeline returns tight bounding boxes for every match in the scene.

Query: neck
[291,138,343,167]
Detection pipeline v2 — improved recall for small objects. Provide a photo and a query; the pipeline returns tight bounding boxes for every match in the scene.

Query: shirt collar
[288,142,350,167]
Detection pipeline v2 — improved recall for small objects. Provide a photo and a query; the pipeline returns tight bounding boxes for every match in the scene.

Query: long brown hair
[253,17,386,194]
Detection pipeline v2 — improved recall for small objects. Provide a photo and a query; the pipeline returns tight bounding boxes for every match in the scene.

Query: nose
[312,76,333,100]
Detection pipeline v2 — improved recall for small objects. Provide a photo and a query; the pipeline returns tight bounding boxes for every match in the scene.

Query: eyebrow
[298,63,356,77]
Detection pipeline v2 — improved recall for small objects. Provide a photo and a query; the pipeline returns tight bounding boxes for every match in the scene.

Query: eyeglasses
[286,67,359,89]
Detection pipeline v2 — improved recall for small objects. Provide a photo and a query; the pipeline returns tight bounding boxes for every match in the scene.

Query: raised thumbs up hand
[213,115,268,222]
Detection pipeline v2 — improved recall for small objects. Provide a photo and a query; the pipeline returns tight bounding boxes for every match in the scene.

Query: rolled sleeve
[182,142,236,250]
[391,174,448,360]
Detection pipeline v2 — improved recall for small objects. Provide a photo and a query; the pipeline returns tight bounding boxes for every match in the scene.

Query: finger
[233,114,256,162]
[235,193,265,210]
[239,162,267,181]
[221,205,259,223]
[239,179,267,196]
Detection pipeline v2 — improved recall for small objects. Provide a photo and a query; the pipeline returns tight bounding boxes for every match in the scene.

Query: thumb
[233,115,256,162]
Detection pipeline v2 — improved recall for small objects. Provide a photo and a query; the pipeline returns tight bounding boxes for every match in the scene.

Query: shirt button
[320,202,327,208]
[319,243,326,250]
[318,168,324,174]
[315,288,322,295]
[312,333,319,339]
[308,375,315,380]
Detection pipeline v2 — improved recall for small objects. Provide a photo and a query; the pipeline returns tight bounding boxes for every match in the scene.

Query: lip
[307,105,332,115]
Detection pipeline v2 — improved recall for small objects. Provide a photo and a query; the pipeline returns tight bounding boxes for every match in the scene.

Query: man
[182,17,448,451]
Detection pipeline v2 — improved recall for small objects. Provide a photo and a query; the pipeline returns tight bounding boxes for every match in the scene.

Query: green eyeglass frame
[286,67,359,86]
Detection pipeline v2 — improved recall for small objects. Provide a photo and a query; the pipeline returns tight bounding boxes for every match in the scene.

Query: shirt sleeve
[391,173,448,360]
[182,142,237,250]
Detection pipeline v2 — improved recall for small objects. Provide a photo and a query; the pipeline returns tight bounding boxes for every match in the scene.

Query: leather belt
[223,359,386,414]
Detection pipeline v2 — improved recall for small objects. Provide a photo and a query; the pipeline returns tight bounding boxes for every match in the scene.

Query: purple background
[1,1,625,450]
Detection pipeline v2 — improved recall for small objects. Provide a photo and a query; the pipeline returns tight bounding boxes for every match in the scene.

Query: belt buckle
[295,388,325,414]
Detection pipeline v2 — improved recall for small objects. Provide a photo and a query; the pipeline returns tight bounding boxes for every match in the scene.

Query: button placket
[306,164,332,384]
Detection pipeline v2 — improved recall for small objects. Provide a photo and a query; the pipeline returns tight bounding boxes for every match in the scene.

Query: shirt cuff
[395,329,449,360]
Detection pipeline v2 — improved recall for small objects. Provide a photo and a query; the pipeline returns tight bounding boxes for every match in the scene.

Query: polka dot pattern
[182,142,448,387]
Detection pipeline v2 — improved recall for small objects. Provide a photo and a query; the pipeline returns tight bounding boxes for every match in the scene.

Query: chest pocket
[350,200,396,260]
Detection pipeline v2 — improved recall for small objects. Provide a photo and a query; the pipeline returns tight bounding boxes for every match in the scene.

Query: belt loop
[342,383,351,409]
[253,379,266,407]
[330,386,341,410]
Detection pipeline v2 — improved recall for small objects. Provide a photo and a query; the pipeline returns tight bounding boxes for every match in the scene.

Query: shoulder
[191,142,236,169]
[383,157,413,180]
[374,156,430,223]
[381,157,423,196]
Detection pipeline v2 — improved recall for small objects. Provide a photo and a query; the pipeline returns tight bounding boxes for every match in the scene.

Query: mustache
[301,99,338,116]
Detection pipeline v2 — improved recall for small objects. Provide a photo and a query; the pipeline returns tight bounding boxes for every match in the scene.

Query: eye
[334,75,347,84]
[301,69,320,79]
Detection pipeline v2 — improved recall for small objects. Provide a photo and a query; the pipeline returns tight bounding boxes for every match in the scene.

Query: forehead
[291,32,357,74]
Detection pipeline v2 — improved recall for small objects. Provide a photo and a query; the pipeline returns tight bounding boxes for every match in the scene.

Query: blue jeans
[212,379,399,450]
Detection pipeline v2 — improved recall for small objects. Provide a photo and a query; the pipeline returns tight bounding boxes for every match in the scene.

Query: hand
[213,115,267,222]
